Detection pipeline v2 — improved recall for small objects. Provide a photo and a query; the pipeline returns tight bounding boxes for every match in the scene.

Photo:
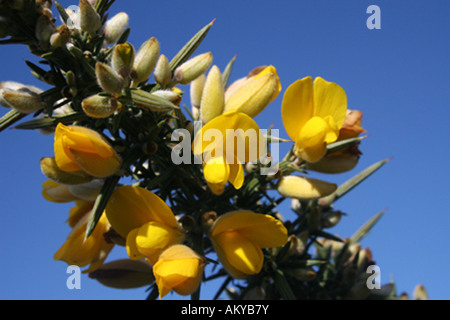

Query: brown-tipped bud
[88,259,154,289]
[0,82,42,108]
[79,0,101,35]
[151,90,182,106]
[50,24,71,48]
[40,157,93,185]
[1,88,45,114]
[202,211,217,234]
[277,175,337,200]
[189,73,205,116]
[174,52,213,85]
[103,12,129,45]
[154,54,171,88]
[95,62,124,95]
[200,65,225,123]
[111,42,135,83]
[131,37,160,87]
[81,94,120,118]
[413,284,429,300]
[321,210,343,228]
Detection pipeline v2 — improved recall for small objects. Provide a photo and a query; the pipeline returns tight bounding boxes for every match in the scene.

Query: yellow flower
[281,76,347,163]
[105,185,185,264]
[223,65,281,118]
[305,109,366,173]
[208,210,288,278]
[152,244,206,298]
[54,123,122,178]
[193,111,265,195]
[54,203,114,273]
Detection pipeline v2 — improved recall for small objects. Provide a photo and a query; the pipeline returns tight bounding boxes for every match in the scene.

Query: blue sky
[0,0,449,300]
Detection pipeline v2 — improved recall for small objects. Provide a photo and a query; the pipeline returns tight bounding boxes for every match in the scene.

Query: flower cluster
[0,0,424,300]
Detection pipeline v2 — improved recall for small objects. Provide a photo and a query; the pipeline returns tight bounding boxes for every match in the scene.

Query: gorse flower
[54,123,122,178]
[281,76,348,163]
[305,109,366,173]
[105,185,185,264]
[208,210,288,278]
[193,111,266,195]
[54,202,114,273]
[152,244,206,298]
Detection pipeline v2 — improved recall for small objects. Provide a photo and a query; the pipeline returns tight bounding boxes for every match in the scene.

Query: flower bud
[277,175,337,200]
[35,14,56,50]
[88,259,154,289]
[50,24,71,48]
[40,157,93,185]
[68,179,104,201]
[174,52,213,85]
[151,90,182,106]
[42,180,78,203]
[103,12,129,45]
[304,146,360,174]
[190,73,205,118]
[413,284,429,300]
[111,42,135,82]
[95,62,124,95]
[321,210,343,228]
[224,65,281,118]
[131,37,160,87]
[200,65,224,123]
[1,88,45,114]
[0,82,42,108]
[154,54,171,88]
[79,0,101,35]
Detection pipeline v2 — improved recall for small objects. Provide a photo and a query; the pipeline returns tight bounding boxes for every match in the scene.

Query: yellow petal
[228,161,244,190]
[69,148,121,178]
[105,186,179,238]
[296,116,333,163]
[153,244,205,297]
[211,210,288,248]
[126,228,146,260]
[203,156,229,185]
[281,76,314,142]
[54,123,122,177]
[54,213,113,270]
[312,77,347,129]
[193,111,264,163]
[54,125,81,172]
[135,221,185,264]
[212,230,263,277]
